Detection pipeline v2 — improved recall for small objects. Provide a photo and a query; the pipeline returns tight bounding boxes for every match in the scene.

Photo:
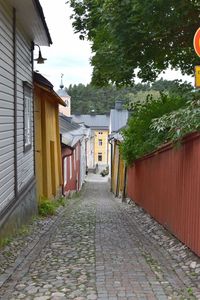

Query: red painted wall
[127,132,200,256]
[61,142,81,194]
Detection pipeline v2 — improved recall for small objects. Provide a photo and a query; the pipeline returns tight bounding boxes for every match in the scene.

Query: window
[98,131,103,135]
[23,82,32,152]
[98,153,102,162]
[98,139,103,146]
[64,157,67,185]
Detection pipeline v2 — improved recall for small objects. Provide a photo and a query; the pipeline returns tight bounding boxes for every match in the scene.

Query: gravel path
[0,177,200,299]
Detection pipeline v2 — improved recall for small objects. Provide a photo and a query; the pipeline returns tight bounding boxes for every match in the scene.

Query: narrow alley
[0,175,200,300]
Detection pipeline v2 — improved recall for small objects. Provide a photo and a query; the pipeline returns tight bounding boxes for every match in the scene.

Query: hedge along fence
[127,132,200,257]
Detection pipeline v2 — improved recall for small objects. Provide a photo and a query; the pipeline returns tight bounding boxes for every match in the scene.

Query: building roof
[59,114,80,134]
[110,109,129,133]
[57,88,69,98]
[33,0,52,45]
[57,76,69,98]
[34,72,53,90]
[7,0,52,46]
[34,72,66,106]
[59,114,85,148]
[72,114,110,130]
[109,132,123,142]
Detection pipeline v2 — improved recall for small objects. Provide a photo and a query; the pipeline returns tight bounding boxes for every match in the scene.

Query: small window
[98,131,103,135]
[98,153,102,162]
[23,82,32,152]
[98,139,103,146]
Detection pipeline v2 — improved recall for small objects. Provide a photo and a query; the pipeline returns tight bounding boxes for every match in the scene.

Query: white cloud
[35,0,93,90]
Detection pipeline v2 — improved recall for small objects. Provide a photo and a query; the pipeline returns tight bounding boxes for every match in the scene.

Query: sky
[36,0,193,91]
[35,0,92,90]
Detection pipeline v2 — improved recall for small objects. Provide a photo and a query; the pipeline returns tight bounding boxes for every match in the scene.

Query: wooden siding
[94,130,109,165]
[0,0,34,214]
[16,22,34,190]
[62,143,81,194]
[111,141,125,197]
[127,132,200,257]
[34,85,63,200]
[0,1,15,212]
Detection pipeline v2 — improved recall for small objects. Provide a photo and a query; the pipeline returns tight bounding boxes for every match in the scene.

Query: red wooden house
[59,115,84,195]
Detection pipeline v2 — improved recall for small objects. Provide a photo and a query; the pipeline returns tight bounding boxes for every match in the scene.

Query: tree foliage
[67,82,150,114]
[121,83,199,165]
[68,0,200,85]
[68,79,192,114]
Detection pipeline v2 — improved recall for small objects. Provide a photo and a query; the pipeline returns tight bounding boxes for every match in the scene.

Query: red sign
[194,28,200,57]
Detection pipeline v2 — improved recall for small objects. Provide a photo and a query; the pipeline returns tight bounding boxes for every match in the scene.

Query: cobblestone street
[0,176,200,300]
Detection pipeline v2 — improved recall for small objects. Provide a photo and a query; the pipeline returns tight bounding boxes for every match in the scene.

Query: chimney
[115,100,123,110]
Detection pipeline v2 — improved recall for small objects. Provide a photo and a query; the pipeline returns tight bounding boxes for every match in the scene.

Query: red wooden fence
[127,132,200,256]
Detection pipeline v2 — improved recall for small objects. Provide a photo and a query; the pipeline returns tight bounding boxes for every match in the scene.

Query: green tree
[121,93,189,165]
[68,0,199,85]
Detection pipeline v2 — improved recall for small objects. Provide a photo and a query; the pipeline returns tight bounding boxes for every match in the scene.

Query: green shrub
[38,200,56,217]
[121,90,200,165]
[0,237,12,248]
[38,196,67,217]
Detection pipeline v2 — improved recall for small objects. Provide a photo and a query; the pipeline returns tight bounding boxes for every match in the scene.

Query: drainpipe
[31,42,35,176]
[13,8,18,198]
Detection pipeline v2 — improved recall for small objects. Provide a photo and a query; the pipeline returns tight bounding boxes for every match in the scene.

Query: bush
[38,200,56,217]
[121,91,199,165]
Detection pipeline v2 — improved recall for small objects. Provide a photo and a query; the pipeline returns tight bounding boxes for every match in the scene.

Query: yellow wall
[111,140,125,197]
[94,130,109,165]
[34,85,62,201]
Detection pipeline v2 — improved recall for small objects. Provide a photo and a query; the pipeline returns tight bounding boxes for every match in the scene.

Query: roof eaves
[33,0,52,45]
[34,82,66,106]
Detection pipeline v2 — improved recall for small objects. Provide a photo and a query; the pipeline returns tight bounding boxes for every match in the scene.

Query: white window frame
[23,82,32,152]
[98,152,103,162]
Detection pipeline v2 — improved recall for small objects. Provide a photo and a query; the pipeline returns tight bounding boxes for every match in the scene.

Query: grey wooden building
[0,0,52,236]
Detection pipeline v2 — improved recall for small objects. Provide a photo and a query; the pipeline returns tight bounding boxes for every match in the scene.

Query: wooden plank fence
[127,132,200,256]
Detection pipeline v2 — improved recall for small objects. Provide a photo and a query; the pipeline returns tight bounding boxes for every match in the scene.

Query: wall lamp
[34,44,47,64]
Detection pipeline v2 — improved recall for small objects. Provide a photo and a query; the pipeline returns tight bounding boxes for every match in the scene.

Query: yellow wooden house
[110,135,126,197]
[72,114,110,169]
[34,73,66,201]
[109,101,129,198]
[94,130,109,165]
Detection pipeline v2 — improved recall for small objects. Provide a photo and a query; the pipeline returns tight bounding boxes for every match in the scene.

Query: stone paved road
[0,178,200,299]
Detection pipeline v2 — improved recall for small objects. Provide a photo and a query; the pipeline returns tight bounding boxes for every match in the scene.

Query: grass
[187,287,194,296]
[38,196,67,217]
[0,237,12,248]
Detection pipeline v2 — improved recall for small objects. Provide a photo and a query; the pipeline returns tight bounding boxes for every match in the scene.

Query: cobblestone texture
[0,176,200,299]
